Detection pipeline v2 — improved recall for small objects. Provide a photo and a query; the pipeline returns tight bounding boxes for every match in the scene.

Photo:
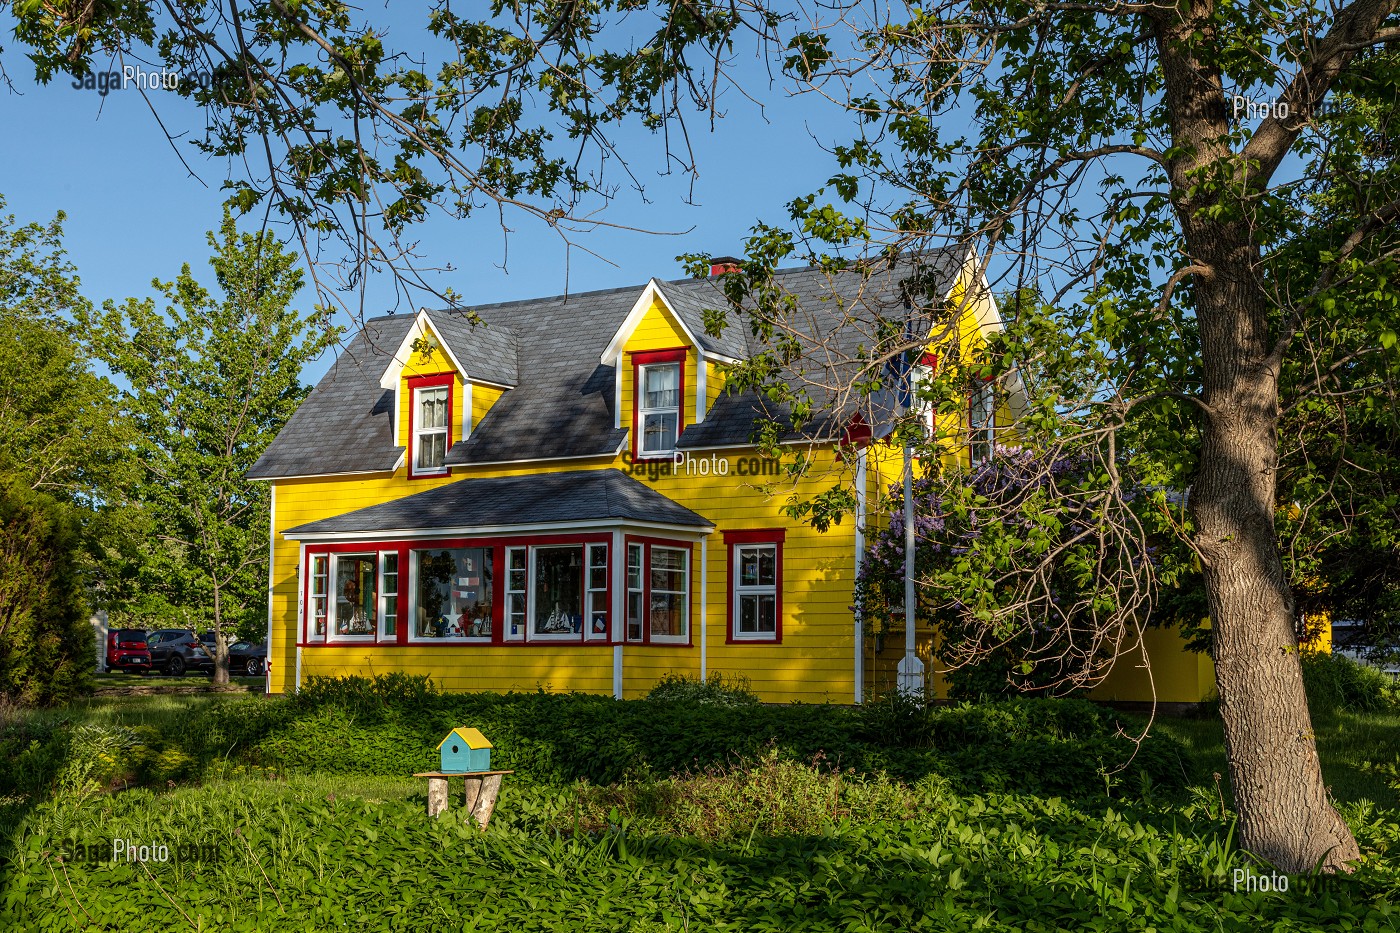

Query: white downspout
[612,529,625,699]
[265,484,277,693]
[854,448,867,704]
[295,541,306,693]
[700,536,708,683]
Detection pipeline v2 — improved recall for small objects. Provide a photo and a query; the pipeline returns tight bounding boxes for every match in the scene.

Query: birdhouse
[437,727,492,773]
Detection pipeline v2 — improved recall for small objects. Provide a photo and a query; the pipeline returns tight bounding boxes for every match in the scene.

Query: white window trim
[327,553,378,642]
[585,543,610,641]
[648,545,690,644]
[625,543,645,644]
[407,547,494,644]
[377,550,400,642]
[412,384,451,476]
[638,362,682,457]
[504,546,527,641]
[307,553,329,643]
[732,543,779,641]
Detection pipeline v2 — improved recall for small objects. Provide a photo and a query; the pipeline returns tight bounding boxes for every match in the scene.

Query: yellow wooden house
[250,250,1212,704]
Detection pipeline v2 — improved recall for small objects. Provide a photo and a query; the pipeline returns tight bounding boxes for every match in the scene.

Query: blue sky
[0,12,849,383]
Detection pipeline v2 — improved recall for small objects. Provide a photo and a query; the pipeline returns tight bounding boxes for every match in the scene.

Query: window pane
[420,386,449,427]
[642,412,678,453]
[418,431,447,470]
[415,547,493,638]
[758,594,777,632]
[644,364,679,407]
[534,547,583,635]
[383,595,398,636]
[650,592,685,638]
[590,591,609,636]
[739,546,776,588]
[650,548,685,592]
[627,593,644,641]
[627,545,643,589]
[335,555,377,635]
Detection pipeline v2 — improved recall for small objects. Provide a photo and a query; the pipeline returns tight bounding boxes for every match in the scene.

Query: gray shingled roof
[248,316,411,480]
[283,469,711,537]
[426,310,519,386]
[250,249,967,478]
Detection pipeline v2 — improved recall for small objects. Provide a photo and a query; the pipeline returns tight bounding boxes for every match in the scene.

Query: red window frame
[298,533,612,648]
[623,534,694,646]
[407,373,455,480]
[725,529,785,644]
[630,348,687,462]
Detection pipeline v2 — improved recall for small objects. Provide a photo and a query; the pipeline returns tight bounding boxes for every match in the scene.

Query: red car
[106,629,152,673]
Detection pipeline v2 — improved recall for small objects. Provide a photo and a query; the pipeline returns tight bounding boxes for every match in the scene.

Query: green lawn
[1,688,1396,932]
[1149,708,1400,809]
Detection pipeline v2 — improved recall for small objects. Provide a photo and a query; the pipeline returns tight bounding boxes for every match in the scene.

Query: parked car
[229,641,268,676]
[105,629,151,673]
[145,629,214,676]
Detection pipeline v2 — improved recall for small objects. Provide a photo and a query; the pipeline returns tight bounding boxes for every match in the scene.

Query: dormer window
[409,374,453,478]
[631,348,686,459]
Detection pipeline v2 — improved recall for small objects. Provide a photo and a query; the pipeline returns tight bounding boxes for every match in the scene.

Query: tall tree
[0,199,121,703]
[5,0,769,317]
[683,4,1400,873]
[87,213,337,683]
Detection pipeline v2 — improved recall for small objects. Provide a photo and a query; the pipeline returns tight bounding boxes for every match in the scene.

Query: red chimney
[709,256,742,277]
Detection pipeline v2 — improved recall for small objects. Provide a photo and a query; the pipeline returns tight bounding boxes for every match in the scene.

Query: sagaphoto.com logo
[72,64,217,97]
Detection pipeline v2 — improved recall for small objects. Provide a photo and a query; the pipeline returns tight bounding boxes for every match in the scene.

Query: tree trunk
[211,584,230,686]
[1149,0,1362,875]
[1187,237,1360,873]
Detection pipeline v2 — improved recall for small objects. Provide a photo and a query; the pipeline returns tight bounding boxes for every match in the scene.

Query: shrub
[237,679,1191,800]
[853,689,936,748]
[645,671,760,707]
[1302,651,1397,716]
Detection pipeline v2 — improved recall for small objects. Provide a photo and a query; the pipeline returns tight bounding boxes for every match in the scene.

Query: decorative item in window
[437,727,492,773]
[533,546,584,636]
[415,547,493,638]
[335,554,377,635]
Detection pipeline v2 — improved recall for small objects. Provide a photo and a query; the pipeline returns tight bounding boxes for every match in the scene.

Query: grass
[1,687,1397,932]
[1148,708,1400,809]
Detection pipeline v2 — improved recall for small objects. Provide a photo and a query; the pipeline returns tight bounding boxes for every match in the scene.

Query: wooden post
[426,776,449,818]
[415,770,511,823]
[462,775,482,815]
[468,773,504,828]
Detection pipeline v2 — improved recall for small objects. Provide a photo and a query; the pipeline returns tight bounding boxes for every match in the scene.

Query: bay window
[300,537,654,646]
